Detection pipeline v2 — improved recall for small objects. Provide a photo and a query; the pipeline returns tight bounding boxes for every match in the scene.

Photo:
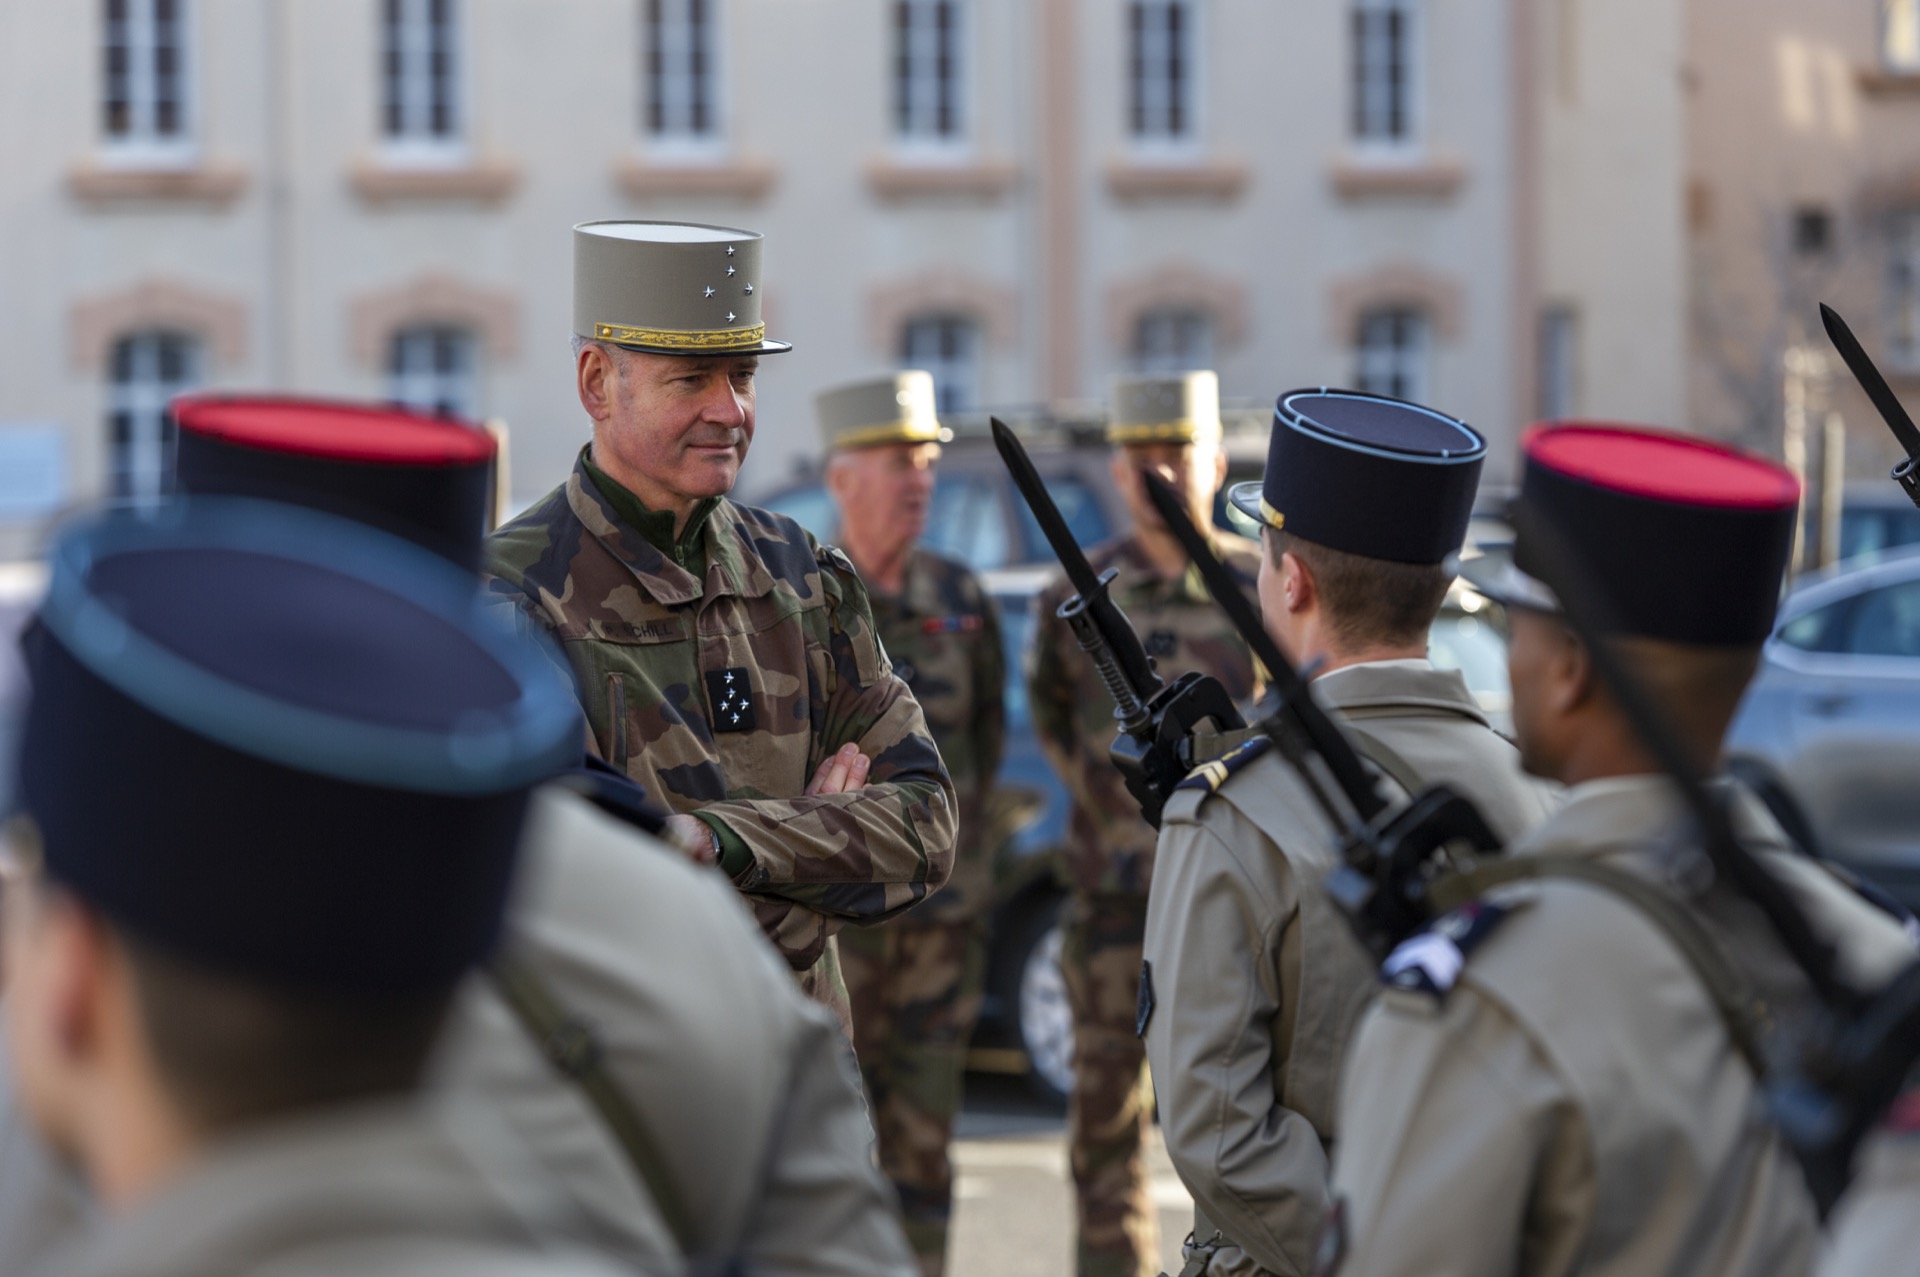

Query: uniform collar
[566,450,773,605]
[1313,659,1490,726]
[1510,772,1791,863]
[1109,533,1216,604]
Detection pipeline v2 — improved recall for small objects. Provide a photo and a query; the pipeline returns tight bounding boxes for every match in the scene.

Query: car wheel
[1012,895,1074,1105]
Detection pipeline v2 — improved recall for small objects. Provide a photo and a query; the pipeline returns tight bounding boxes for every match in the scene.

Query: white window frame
[1890,212,1920,373]
[100,0,197,167]
[1354,307,1430,403]
[892,0,969,157]
[380,0,468,167]
[643,0,728,160]
[108,330,201,508]
[1126,0,1203,157]
[902,315,982,415]
[1888,0,1920,72]
[1350,0,1422,159]
[1132,306,1215,375]
[388,325,480,420]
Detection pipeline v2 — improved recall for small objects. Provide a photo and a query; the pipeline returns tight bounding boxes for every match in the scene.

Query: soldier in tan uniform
[0,397,918,1277]
[486,222,957,1032]
[1,499,643,1277]
[820,374,1007,1277]
[1324,424,1918,1277]
[1028,372,1263,1277]
[1140,390,1559,1277]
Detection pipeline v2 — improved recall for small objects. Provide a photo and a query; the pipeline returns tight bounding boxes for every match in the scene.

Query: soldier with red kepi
[1321,424,1918,1277]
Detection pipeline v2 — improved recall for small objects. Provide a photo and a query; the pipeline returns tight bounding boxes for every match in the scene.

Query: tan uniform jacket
[0,788,917,1277]
[21,1098,657,1277]
[1143,661,1559,1277]
[1329,776,1918,1277]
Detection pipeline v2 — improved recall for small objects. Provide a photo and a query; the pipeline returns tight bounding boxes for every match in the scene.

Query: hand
[661,813,718,866]
[805,743,873,796]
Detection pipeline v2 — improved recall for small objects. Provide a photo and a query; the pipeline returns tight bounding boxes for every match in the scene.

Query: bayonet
[1820,303,1920,508]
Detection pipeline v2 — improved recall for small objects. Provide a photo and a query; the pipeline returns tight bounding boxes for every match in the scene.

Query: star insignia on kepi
[743,283,754,294]
[703,286,715,298]
[727,265,737,276]
[706,668,758,733]
[726,312,736,323]
[725,245,735,256]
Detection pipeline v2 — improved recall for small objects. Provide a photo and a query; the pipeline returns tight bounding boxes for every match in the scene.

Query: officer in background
[0,397,918,1277]
[820,373,1007,1277]
[1324,424,1917,1277]
[2,498,642,1276]
[1141,391,1559,1277]
[486,221,956,1033]
[1027,371,1262,1277]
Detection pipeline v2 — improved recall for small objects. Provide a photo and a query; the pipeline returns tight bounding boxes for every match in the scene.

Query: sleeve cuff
[691,811,755,878]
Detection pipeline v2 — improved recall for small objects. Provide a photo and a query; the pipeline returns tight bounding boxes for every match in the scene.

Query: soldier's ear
[1557,625,1598,714]
[576,344,617,423]
[1279,550,1316,615]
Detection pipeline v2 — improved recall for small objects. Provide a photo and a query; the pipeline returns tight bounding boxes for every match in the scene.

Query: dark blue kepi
[1228,388,1487,566]
[13,498,579,995]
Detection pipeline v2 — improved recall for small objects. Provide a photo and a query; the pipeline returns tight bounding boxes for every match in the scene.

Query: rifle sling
[486,955,699,1256]
[1428,857,1773,1079]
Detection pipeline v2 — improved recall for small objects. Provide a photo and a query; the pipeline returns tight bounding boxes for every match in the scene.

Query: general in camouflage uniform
[486,222,956,1032]
[1140,391,1559,1277]
[819,374,1007,1277]
[1027,372,1262,1277]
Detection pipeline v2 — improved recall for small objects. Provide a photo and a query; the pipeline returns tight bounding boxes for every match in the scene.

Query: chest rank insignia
[1379,898,1511,1000]
[1145,629,1179,658]
[706,667,758,733]
[1175,735,1272,795]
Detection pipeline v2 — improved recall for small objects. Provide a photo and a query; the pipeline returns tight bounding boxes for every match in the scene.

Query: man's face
[830,442,941,550]
[1110,439,1226,537]
[588,346,759,505]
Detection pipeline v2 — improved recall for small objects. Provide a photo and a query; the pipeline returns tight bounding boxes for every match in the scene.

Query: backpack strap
[1428,857,1773,1078]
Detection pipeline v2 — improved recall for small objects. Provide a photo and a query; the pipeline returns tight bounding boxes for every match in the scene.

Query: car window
[1015,476,1110,563]
[1840,506,1920,563]
[1778,599,1854,654]
[1845,579,1920,658]
[1429,609,1512,715]
[925,477,1012,569]
[995,596,1033,729]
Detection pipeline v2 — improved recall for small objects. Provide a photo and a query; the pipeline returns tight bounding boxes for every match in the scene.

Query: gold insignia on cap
[595,322,769,351]
[1259,497,1285,530]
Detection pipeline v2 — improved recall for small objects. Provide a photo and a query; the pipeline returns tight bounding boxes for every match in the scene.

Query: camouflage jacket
[1026,532,1263,898]
[484,452,957,1014]
[866,548,1006,922]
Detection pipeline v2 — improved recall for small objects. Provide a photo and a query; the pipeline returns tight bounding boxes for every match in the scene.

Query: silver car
[1727,545,1920,903]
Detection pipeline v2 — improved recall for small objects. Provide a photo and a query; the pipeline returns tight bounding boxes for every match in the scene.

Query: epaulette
[1175,735,1272,795]
[819,544,858,576]
[1379,898,1513,999]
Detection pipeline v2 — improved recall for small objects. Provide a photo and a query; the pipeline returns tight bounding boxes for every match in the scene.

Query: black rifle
[1139,473,1504,959]
[1505,496,1873,1216]
[1821,303,1920,510]
[990,418,1244,828]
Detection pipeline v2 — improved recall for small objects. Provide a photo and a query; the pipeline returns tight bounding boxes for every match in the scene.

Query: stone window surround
[69,277,247,372]
[1104,262,1249,355]
[1327,262,1464,345]
[1328,153,1467,201]
[866,156,1020,202]
[867,269,1019,354]
[616,155,778,202]
[1104,155,1248,202]
[348,273,519,369]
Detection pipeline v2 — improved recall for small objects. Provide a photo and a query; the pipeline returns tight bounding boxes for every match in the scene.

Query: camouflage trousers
[1064,892,1159,1277]
[840,914,989,1277]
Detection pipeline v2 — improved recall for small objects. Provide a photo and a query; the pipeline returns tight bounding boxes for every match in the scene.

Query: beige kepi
[814,371,953,452]
[1107,370,1221,444]
[573,220,792,356]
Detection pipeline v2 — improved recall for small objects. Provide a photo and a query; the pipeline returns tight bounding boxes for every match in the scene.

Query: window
[388,326,478,419]
[1778,600,1854,654]
[1354,307,1429,402]
[1846,580,1920,657]
[1891,212,1920,370]
[894,0,964,145]
[1538,306,1578,419]
[901,315,981,414]
[1352,0,1419,148]
[645,0,721,149]
[382,0,461,150]
[108,331,200,506]
[1127,1,1198,145]
[103,0,192,156]
[1887,0,1920,71]
[1793,205,1835,257]
[1132,307,1214,375]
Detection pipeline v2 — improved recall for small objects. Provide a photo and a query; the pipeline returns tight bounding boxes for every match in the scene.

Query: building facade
[0,0,1691,558]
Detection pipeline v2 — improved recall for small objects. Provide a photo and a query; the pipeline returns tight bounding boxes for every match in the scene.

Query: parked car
[0,562,46,814]
[1727,546,1920,905]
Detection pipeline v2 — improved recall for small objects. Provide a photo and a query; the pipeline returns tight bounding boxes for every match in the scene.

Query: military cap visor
[1461,423,1800,646]
[16,499,581,994]
[574,220,792,357]
[1231,389,1486,565]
